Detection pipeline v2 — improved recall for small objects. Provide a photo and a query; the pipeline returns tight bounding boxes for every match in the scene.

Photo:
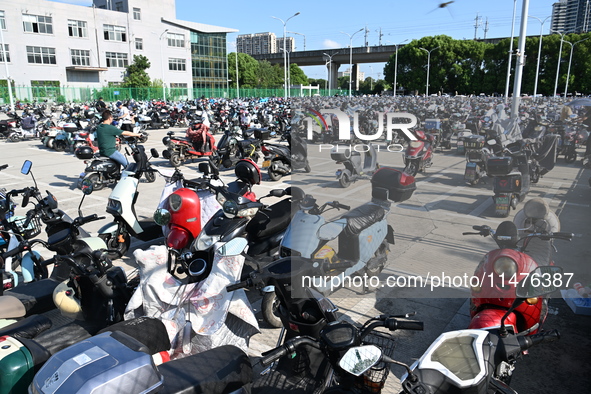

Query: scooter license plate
[495,196,509,210]
[464,163,477,180]
[262,160,271,168]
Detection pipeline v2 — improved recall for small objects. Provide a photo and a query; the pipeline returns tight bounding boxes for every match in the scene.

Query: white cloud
[323,39,341,49]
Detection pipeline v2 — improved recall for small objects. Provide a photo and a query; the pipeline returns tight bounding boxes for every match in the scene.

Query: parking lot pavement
[1,133,589,393]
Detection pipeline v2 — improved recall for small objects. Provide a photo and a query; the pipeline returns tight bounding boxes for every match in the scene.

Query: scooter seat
[340,203,385,236]
[158,345,252,393]
[0,314,52,339]
[2,278,61,316]
[246,199,292,239]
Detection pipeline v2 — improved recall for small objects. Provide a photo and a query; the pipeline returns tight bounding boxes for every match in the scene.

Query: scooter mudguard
[98,222,119,237]
[464,162,477,181]
[336,168,352,180]
[0,336,38,394]
[21,251,42,283]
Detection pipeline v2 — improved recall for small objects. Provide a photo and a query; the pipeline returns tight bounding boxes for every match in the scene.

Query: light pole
[272,12,300,99]
[0,24,13,111]
[159,29,169,102]
[323,52,339,92]
[369,65,374,91]
[280,48,291,96]
[287,31,306,51]
[235,50,239,99]
[551,29,565,98]
[341,28,364,97]
[419,46,439,97]
[562,37,589,98]
[386,39,409,97]
[504,0,517,103]
[528,15,550,99]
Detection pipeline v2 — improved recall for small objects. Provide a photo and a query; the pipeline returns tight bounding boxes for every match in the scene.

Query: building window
[133,8,141,20]
[0,44,9,62]
[23,14,53,34]
[27,46,56,64]
[68,20,87,38]
[103,24,126,42]
[0,11,6,30]
[135,38,143,50]
[167,32,185,47]
[191,31,227,89]
[170,83,188,96]
[71,49,90,66]
[105,52,128,68]
[169,58,186,71]
[115,2,123,11]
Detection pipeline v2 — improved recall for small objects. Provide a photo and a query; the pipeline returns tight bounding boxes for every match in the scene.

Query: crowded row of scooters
[0,95,579,393]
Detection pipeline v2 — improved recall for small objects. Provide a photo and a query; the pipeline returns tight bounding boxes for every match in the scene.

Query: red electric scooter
[464,221,572,335]
[403,130,434,176]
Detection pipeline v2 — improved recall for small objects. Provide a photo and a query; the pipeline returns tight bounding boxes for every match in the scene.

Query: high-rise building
[237,32,276,55]
[0,0,237,96]
[276,36,295,53]
[551,0,591,34]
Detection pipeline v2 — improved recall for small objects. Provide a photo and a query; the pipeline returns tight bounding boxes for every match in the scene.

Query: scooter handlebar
[518,329,560,351]
[226,278,252,292]
[386,318,424,331]
[260,337,319,367]
[330,201,350,210]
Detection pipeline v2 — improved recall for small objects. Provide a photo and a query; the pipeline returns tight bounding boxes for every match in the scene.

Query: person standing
[96,110,142,167]
[96,97,107,113]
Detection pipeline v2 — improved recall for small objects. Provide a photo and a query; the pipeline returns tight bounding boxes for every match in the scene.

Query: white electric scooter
[95,144,162,257]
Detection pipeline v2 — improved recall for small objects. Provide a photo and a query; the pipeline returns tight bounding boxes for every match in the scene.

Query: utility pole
[377,28,383,46]
[474,13,481,40]
[483,18,489,39]
[364,25,369,47]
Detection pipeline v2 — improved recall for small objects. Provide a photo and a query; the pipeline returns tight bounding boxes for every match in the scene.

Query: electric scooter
[403,130,434,176]
[330,143,379,188]
[94,145,161,257]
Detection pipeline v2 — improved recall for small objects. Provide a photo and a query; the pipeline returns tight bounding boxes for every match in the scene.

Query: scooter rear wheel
[169,153,183,167]
[261,291,283,328]
[144,170,156,183]
[85,173,104,191]
[565,151,577,163]
[339,173,351,188]
[54,140,67,152]
[99,232,131,259]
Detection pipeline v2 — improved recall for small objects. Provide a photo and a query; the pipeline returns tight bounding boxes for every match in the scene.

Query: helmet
[53,280,84,320]
[234,158,261,185]
[75,146,94,160]
[116,101,122,107]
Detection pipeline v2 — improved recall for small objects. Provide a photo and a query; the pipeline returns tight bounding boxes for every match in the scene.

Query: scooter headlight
[409,141,423,148]
[153,208,171,226]
[493,257,517,278]
[107,198,122,214]
[195,233,221,251]
[168,193,182,212]
[236,207,259,219]
[216,193,227,206]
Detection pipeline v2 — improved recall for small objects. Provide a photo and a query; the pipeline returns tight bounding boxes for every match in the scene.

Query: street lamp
[341,28,364,97]
[369,65,374,91]
[0,24,13,111]
[419,46,439,97]
[504,0,517,103]
[272,12,300,99]
[323,52,339,92]
[235,49,239,99]
[280,48,291,95]
[159,29,169,102]
[562,37,589,98]
[287,31,306,51]
[551,29,565,98]
[528,15,551,99]
[386,39,409,97]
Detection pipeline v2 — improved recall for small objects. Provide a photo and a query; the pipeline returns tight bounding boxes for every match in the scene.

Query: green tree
[308,78,327,89]
[122,55,151,87]
[338,76,350,89]
[228,52,259,88]
[257,60,282,88]
[289,63,308,85]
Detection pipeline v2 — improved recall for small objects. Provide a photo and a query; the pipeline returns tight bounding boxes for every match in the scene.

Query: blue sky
[52,0,558,79]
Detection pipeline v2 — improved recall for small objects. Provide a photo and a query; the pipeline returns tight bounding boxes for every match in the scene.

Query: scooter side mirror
[339,345,382,376]
[21,160,32,175]
[516,265,563,298]
[198,162,210,176]
[81,178,94,195]
[150,148,159,158]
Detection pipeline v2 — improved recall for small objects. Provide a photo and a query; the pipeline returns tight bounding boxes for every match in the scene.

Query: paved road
[1,128,589,393]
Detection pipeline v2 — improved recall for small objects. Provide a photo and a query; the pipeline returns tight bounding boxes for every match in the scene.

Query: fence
[0,86,348,103]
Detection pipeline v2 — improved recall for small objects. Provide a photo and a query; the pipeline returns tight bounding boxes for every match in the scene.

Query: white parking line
[468,198,493,217]
[424,186,466,211]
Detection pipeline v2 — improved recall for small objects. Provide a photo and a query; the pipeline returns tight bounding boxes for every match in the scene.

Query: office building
[551,0,591,34]
[0,0,237,97]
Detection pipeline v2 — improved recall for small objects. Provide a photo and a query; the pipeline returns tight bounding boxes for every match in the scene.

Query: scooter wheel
[99,232,130,259]
[469,179,479,186]
[268,167,283,181]
[304,163,311,173]
[565,151,577,164]
[85,173,104,191]
[339,173,351,188]
[144,170,156,183]
[169,153,183,167]
[54,140,67,152]
[262,291,283,328]
[8,134,20,143]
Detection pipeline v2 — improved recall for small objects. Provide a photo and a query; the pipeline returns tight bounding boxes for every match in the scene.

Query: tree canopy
[384,33,591,96]
[122,55,151,88]
[228,52,309,89]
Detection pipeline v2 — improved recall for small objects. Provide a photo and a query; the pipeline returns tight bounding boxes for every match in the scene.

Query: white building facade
[0,0,237,99]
